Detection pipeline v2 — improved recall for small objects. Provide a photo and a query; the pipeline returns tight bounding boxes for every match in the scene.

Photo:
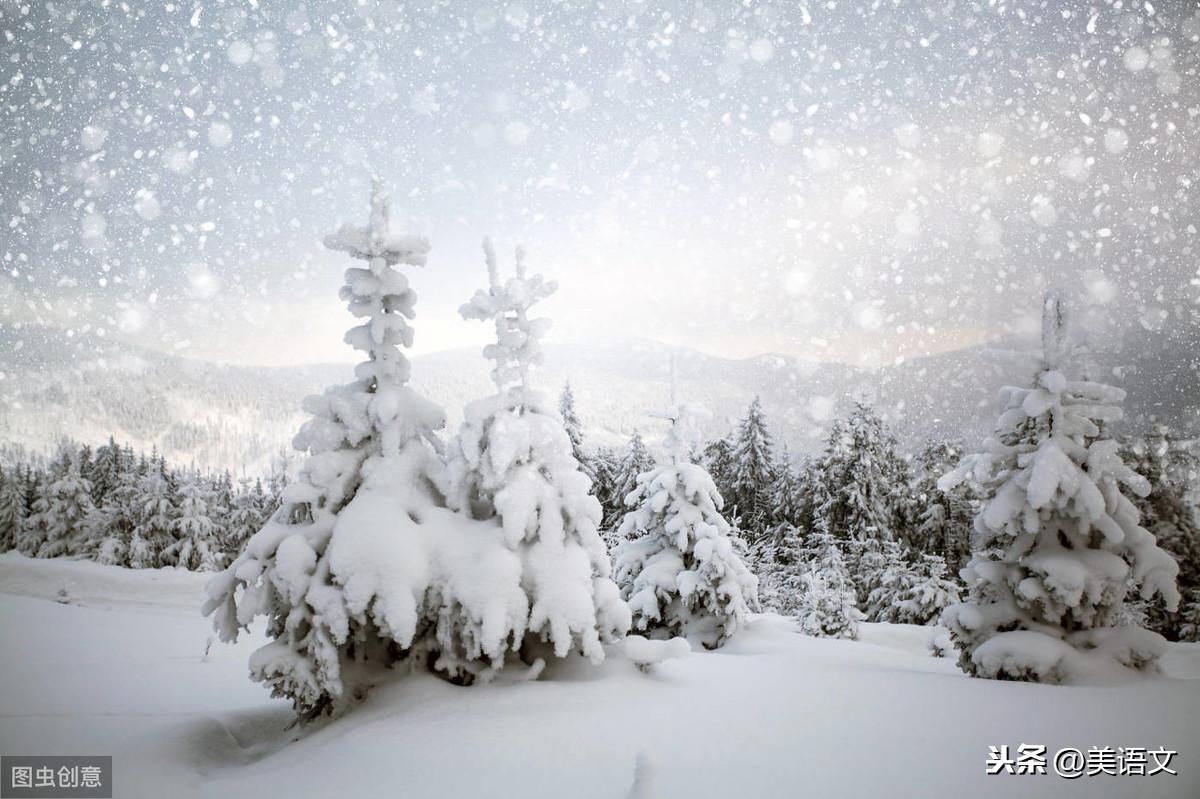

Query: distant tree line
[0,437,285,571]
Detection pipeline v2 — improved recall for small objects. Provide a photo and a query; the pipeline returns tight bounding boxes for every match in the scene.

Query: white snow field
[1,553,1197,799]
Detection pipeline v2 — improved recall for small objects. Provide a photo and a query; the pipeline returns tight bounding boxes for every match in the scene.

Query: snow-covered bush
[622,634,691,671]
[444,239,629,675]
[615,402,758,649]
[939,297,1179,682]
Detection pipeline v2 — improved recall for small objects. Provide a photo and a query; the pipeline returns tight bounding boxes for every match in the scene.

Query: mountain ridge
[1,322,1195,474]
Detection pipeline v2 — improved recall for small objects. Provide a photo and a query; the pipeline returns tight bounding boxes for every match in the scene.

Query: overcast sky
[1,0,1197,368]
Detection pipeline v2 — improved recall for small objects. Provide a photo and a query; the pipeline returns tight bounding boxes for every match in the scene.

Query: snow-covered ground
[1,553,1197,799]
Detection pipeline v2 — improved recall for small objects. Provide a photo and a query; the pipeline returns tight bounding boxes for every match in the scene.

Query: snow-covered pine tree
[768,446,806,530]
[446,240,629,673]
[16,473,51,556]
[909,440,976,571]
[896,553,962,626]
[0,467,25,551]
[221,478,266,564]
[796,532,864,639]
[134,469,175,567]
[161,472,220,571]
[558,382,592,476]
[750,522,807,616]
[863,540,918,622]
[612,431,654,525]
[812,403,905,545]
[939,296,1180,682]
[614,400,758,649]
[729,396,776,537]
[93,469,141,567]
[37,454,94,558]
[701,434,736,507]
[811,403,910,604]
[1120,427,1200,641]
[590,445,623,533]
[202,180,454,718]
[88,437,123,505]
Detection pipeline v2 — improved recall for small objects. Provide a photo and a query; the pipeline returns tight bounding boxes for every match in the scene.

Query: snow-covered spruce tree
[701,434,736,507]
[863,540,917,622]
[611,431,654,528]
[910,440,976,571]
[768,446,807,530]
[939,297,1180,682]
[590,445,623,533]
[446,240,629,671]
[558,382,592,476]
[0,467,25,551]
[221,478,266,564]
[202,180,457,719]
[161,472,220,571]
[37,455,95,558]
[93,469,141,567]
[811,403,910,604]
[1120,427,1200,641]
[16,474,51,556]
[867,548,961,626]
[812,403,905,546]
[750,522,807,616]
[133,469,175,568]
[614,401,758,649]
[88,437,124,505]
[729,396,776,538]
[796,532,864,640]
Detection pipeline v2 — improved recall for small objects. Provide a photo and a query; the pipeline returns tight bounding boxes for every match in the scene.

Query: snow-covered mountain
[1,322,1195,474]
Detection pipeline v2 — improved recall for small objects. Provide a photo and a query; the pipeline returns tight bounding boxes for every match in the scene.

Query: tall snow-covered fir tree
[767,446,807,531]
[203,180,451,718]
[133,469,175,568]
[558,382,591,476]
[0,467,25,551]
[612,431,654,524]
[161,472,220,571]
[614,400,758,649]
[37,455,95,559]
[939,296,1180,682]
[750,522,807,617]
[909,440,976,572]
[222,478,267,563]
[728,396,776,537]
[446,239,629,673]
[701,434,736,508]
[17,474,51,556]
[811,403,906,546]
[590,445,624,533]
[93,469,142,568]
[1120,427,1200,641]
[796,531,864,640]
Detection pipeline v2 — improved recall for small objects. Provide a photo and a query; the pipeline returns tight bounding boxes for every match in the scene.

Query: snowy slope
[1,554,1198,799]
[1,322,1196,473]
